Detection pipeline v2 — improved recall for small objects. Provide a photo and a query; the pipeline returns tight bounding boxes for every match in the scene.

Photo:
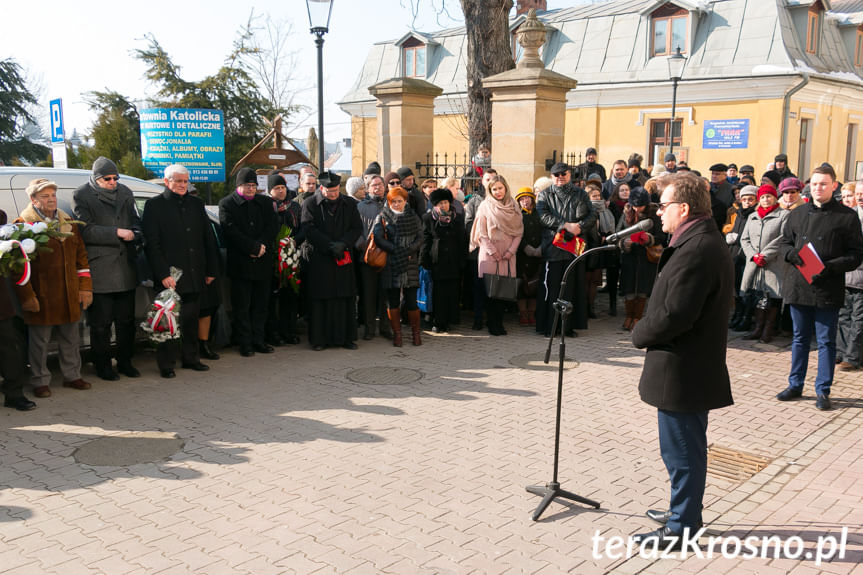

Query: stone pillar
[369,78,443,175]
[483,9,577,187]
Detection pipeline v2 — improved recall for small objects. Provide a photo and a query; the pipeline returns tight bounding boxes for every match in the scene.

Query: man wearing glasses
[631,172,734,548]
[72,157,142,381]
[535,162,596,336]
[141,165,219,378]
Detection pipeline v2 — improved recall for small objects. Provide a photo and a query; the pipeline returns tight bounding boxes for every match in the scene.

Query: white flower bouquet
[276,225,301,294]
[0,220,74,285]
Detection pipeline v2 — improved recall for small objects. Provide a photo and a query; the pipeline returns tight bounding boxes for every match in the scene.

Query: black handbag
[484,260,520,302]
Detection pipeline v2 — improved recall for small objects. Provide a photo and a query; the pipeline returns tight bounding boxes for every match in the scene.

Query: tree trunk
[459,0,515,159]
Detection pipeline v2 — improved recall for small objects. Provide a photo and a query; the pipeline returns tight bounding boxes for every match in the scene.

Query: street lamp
[306,0,333,172]
[667,46,686,156]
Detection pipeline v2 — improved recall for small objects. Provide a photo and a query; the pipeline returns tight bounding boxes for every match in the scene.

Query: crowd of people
[2,149,862,414]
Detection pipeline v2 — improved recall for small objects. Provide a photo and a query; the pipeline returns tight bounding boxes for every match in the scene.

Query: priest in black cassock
[300,171,363,351]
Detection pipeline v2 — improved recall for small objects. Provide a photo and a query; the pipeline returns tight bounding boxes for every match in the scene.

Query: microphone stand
[526,243,619,521]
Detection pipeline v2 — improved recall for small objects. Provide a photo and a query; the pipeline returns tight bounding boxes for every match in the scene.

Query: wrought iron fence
[414,152,483,195]
[545,150,588,179]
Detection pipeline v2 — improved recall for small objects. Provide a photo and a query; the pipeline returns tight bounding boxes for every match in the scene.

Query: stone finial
[516,9,547,69]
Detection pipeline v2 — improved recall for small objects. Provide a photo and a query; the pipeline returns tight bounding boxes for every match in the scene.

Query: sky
[3,0,575,147]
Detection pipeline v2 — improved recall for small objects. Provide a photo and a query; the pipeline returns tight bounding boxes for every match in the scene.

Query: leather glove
[786,251,804,266]
[328,241,346,257]
[79,290,93,310]
[752,253,766,268]
[725,232,738,245]
[810,272,826,284]
[630,231,649,245]
[22,296,40,313]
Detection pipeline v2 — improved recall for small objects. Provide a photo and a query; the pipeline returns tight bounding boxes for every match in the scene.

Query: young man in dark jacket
[631,172,734,547]
[776,165,863,410]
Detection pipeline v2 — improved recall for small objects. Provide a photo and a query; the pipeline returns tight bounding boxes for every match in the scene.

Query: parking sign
[50,99,65,143]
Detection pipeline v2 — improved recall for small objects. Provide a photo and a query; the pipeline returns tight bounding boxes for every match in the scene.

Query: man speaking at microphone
[630,172,734,547]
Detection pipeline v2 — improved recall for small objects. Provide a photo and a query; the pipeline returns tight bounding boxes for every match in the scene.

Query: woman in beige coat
[469,174,523,335]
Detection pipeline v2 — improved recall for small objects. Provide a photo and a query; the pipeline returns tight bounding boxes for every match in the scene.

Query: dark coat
[632,217,734,413]
[273,197,305,244]
[618,205,665,296]
[142,189,219,296]
[422,211,465,281]
[71,180,141,293]
[356,195,385,252]
[301,193,362,300]
[710,180,736,231]
[218,192,279,281]
[0,210,12,321]
[517,208,543,279]
[14,207,92,326]
[778,199,863,308]
[536,183,597,262]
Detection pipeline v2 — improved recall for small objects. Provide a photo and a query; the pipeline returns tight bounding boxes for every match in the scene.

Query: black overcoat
[777,199,863,308]
[142,189,219,296]
[300,193,362,300]
[632,217,734,413]
[421,211,465,281]
[218,192,278,281]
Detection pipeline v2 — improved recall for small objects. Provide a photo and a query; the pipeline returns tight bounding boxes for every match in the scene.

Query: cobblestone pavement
[0,305,861,574]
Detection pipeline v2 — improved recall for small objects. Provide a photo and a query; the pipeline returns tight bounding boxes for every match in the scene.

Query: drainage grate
[707,445,771,482]
[347,367,423,385]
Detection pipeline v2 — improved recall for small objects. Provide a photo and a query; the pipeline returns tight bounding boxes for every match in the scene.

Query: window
[856,27,863,67]
[649,118,682,164]
[402,38,426,78]
[652,3,688,57]
[806,2,823,55]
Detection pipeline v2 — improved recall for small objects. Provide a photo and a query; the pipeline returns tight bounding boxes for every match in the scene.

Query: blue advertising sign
[703,119,749,149]
[49,98,65,143]
[139,108,226,182]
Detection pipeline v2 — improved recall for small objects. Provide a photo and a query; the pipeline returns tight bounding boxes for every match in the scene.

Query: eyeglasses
[552,173,568,178]
[657,201,682,211]
[101,176,119,182]
[388,180,400,185]
[170,179,189,184]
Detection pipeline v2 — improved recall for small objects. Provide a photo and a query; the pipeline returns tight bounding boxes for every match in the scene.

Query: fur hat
[628,186,650,207]
[345,176,365,197]
[429,187,453,206]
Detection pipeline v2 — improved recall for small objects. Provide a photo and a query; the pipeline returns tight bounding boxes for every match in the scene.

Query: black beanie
[92,156,119,180]
[268,174,287,190]
[396,166,414,180]
[236,167,257,187]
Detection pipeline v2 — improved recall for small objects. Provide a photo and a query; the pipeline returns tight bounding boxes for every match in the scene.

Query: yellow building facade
[341,0,863,184]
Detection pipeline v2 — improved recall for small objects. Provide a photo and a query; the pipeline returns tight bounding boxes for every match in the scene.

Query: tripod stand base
[526,482,600,521]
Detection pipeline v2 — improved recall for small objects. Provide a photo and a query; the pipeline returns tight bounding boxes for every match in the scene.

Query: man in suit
[219,168,279,356]
[631,172,734,547]
[142,164,219,378]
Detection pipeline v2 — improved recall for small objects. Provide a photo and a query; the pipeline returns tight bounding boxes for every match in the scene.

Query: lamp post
[667,47,686,156]
[306,0,333,172]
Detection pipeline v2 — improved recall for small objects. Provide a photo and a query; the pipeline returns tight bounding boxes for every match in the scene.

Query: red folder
[796,242,825,284]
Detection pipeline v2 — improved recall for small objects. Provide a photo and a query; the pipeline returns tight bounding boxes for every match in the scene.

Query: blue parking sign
[50,99,65,143]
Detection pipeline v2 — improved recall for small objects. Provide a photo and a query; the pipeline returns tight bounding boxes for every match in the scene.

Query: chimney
[517,0,547,16]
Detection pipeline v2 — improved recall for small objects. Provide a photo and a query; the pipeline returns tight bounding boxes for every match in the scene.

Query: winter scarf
[592,200,616,235]
[469,192,524,252]
[757,203,780,220]
[381,204,421,284]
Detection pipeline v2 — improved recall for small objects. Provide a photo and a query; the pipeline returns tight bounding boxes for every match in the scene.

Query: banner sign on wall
[703,119,749,149]
[140,108,226,182]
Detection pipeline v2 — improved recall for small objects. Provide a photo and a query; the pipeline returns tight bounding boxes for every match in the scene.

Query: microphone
[606,219,653,243]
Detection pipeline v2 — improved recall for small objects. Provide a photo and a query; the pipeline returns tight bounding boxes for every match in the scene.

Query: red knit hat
[757,184,777,199]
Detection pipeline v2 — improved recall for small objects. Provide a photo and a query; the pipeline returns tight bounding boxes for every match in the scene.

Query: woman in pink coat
[469,174,524,335]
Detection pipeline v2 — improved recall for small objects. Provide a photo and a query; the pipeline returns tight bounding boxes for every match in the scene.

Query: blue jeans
[788,304,840,396]
[658,409,708,534]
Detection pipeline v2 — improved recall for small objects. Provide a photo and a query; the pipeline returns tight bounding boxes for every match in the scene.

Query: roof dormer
[395,32,438,78]
[640,1,705,59]
[807,1,826,54]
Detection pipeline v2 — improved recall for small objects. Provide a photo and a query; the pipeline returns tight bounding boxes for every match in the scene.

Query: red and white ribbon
[8,240,31,286]
[150,299,178,336]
